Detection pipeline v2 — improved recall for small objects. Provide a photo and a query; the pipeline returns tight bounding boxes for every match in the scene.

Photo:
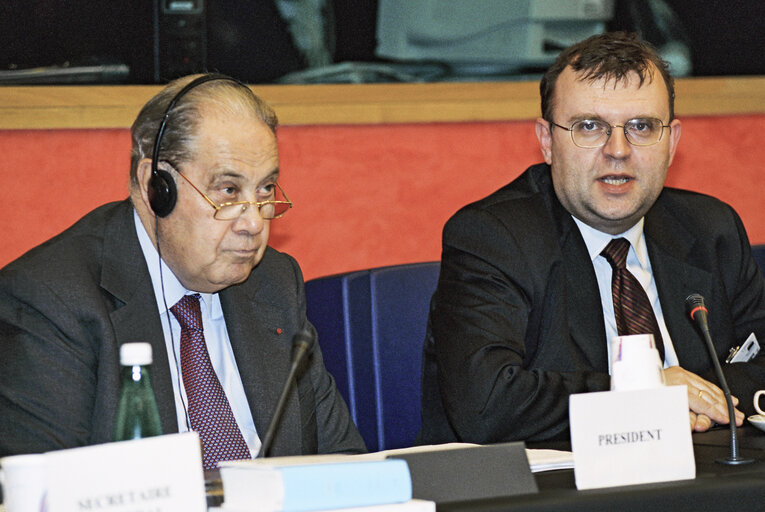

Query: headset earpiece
[148,72,245,218]
[148,167,177,218]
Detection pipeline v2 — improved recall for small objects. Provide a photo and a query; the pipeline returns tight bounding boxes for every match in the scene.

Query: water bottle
[114,342,162,441]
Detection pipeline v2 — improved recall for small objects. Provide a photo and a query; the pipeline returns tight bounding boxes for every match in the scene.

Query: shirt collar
[572,216,649,270]
[133,209,221,318]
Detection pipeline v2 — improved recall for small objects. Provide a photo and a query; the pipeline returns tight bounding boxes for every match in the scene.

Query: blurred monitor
[0,0,303,84]
[376,0,615,75]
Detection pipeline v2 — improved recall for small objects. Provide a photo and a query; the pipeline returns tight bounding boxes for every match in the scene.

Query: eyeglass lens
[215,201,291,220]
[572,119,665,147]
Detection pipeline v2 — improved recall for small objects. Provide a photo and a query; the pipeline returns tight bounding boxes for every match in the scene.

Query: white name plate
[569,385,695,490]
[45,432,206,512]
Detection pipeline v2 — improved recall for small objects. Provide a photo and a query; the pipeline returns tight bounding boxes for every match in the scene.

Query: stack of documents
[215,443,573,511]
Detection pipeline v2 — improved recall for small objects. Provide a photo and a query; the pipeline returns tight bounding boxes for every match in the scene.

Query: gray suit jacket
[419,164,765,444]
[0,200,365,456]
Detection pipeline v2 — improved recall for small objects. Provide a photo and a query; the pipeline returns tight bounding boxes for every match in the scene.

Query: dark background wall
[613,0,765,76]
[1,0,762,85]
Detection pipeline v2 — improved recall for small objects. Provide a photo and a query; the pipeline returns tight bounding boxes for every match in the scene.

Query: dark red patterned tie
[170,294,251,469]
[601,238,666,362]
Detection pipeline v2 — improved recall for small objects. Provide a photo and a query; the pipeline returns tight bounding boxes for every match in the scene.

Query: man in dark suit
[0,74,365,464]
[420,32,765,444]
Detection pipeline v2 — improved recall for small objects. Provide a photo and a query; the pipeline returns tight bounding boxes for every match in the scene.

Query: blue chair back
[305,262,440,451]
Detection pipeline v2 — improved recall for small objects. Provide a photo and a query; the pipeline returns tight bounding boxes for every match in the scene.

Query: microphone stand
[698,325,753,465]
[257,329,314,458]
[687,295,753,465]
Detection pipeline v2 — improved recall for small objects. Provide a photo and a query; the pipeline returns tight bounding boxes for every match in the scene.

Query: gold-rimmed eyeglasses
[550,118,671,148]
[171,165,293,221]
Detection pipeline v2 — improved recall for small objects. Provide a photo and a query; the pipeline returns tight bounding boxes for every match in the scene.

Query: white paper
[45,432,206,512]
[525,449,574,472]
[569,386,695,490]
[214,499,436,512]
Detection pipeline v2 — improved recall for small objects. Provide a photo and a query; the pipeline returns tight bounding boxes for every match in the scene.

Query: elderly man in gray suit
[0,74,365,466]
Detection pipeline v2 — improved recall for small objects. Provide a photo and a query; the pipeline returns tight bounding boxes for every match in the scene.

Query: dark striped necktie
[601,238,666,362]
[171,293,251,469]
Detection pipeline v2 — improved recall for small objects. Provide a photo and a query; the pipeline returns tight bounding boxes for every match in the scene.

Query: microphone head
[291,327,315,354]
[685,293,707,319]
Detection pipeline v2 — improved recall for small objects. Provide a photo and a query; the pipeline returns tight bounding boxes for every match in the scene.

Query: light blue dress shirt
[133,210,261,456]
[572,217,679,372]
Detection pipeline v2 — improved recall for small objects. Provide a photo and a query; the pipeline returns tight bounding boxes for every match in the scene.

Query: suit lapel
[534,167,609,372]
[645,200,715,372]
[94,203,304,449]
[559,218,611,372]
[535,167,718,374]
[100,201,179,435]
[220,277,297,454]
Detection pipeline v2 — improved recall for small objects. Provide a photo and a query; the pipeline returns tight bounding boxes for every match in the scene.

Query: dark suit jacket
[0,200,365,457]
[419,164,765,444]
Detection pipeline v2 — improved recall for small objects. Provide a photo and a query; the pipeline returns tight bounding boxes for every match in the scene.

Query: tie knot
[170,293,203,331]
[601,237,630,269]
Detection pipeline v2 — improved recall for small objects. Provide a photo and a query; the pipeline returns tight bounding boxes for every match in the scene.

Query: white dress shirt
[572,216,679,372]
[133,210,261,456]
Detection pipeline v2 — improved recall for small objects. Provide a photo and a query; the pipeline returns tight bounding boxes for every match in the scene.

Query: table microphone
[685,293,754,465]
[256,328,316,458]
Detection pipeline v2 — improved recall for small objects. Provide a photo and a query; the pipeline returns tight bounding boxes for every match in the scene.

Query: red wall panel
[1,114,763,280]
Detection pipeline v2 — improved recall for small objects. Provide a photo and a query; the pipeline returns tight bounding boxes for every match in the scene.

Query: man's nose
[602,126,632,159]
[232,203,267,234]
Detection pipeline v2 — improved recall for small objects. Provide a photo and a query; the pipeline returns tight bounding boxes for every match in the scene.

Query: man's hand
[664,366,744,431]
[689,411,713,432]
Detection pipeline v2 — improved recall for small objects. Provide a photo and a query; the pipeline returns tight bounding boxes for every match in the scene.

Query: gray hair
[129,74,278,187]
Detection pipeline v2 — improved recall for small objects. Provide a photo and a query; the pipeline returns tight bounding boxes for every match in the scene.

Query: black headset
[148,73,248,217]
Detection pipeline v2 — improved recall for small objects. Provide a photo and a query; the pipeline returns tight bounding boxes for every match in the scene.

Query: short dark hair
[129,74,278,187]
[540,32,675,123]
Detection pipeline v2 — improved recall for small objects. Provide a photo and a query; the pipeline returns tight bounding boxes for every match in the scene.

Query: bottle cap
[120,342,153,366]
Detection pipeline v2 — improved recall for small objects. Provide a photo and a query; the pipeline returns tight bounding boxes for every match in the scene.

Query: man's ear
[535,118,553,165]
[666,119,682,167]
[133,158,156,217]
